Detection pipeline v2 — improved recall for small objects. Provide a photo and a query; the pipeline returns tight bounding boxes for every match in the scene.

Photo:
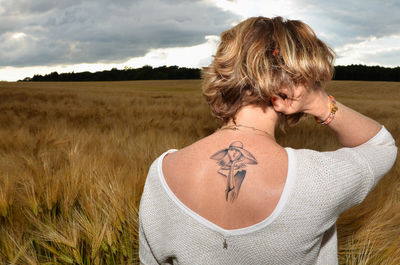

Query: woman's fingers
[271,84,309,114]
[271,95,298,114]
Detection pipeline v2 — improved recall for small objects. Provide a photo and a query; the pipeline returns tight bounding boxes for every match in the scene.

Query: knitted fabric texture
[139,126,397,265]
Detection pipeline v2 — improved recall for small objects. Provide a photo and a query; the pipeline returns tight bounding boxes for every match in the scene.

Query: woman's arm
[304,89,381,147]
[272,85,382,147]
[273,85,397,207]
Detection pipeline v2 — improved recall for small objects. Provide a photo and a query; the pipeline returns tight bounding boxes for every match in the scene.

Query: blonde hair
[202,16,335,125]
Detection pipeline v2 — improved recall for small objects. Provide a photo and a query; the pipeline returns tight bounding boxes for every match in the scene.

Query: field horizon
[0,80,399,264]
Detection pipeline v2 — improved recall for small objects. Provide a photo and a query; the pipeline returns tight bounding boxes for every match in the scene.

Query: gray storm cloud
[295,0,400,47]
[0,0,238,67]
[0,0,399,68]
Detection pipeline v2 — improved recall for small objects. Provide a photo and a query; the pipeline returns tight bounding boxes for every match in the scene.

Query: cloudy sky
[1,0,399,81]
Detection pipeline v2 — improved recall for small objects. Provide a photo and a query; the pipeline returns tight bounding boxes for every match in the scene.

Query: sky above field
[1,0,400,81]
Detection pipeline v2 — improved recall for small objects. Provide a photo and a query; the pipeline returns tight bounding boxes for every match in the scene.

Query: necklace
[218,124,275,139]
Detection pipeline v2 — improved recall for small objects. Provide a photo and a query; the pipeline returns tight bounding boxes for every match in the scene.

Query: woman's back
[138,16,397,265]
[162,130,287,230]
[139,126,396,265]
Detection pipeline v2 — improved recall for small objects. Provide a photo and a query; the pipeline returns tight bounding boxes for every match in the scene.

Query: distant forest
[21,64,400,82]
[22,66,201,82]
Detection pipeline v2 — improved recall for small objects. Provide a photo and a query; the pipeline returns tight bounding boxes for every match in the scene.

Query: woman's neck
[225,105,279,139]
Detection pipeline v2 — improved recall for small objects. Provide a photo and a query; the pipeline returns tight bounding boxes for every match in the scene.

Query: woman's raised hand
[271,84,332,121]
[272,83,382,147]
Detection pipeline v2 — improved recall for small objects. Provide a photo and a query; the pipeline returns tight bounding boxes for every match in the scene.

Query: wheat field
[0,80,399,264]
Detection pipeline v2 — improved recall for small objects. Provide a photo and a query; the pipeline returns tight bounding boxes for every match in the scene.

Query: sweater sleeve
[351,126,398,187]
[322,126,397,211]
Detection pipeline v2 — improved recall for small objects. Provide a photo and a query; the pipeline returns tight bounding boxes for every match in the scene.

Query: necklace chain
[218,124,274,138]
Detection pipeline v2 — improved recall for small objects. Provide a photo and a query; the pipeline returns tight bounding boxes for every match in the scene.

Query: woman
[139,16,397,264]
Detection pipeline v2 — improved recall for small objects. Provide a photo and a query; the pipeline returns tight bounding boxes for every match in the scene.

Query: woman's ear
[271,95,287,113]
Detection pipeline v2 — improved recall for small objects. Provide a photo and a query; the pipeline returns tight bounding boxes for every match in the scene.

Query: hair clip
[272,48,279,56]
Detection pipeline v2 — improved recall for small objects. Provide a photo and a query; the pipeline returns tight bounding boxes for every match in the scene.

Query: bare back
[162,130,288,230]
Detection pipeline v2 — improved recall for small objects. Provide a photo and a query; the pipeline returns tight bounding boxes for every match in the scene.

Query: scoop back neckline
[157,147,297,237]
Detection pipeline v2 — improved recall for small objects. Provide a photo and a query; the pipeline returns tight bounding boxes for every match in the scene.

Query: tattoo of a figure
[210,141,258,202]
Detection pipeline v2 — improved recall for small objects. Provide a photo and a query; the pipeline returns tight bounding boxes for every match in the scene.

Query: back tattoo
[210,141,258,202]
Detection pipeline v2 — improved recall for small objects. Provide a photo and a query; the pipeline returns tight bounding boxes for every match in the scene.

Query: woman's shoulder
[288,147,368,177]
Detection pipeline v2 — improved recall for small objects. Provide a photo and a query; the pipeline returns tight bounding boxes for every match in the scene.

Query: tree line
[22,66,201,82]
[333,65,400,81]
[21,64,399,82]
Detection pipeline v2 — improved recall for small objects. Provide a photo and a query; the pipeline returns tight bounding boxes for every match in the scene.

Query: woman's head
[202,16,335,125]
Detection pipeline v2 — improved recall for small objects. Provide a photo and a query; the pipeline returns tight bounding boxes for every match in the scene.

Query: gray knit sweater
[139,127,397,265]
